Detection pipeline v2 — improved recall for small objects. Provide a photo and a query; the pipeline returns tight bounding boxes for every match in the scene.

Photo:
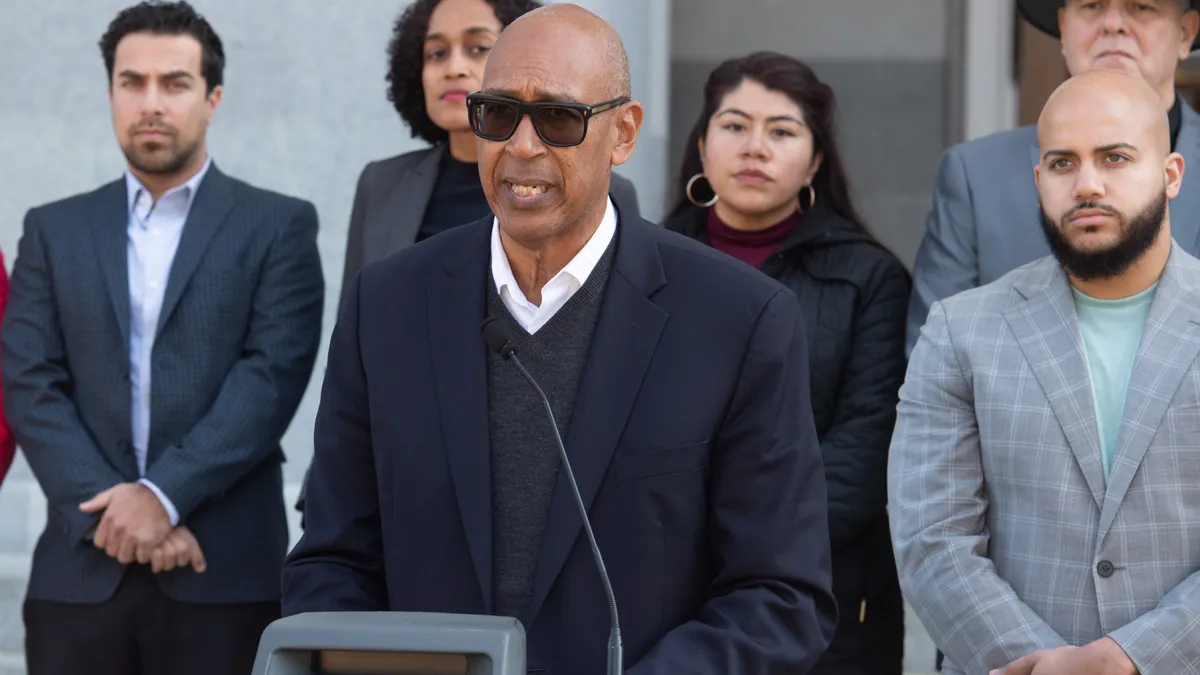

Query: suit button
[1097,560,1115,578]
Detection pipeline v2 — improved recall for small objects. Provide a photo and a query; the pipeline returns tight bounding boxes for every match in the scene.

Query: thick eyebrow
[426,26,498,42]
[714,107,805,126]
[1042,142,1138,161]
[117,69,195,81]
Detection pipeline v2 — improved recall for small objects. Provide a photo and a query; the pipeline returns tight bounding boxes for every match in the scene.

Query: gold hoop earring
[800,184,816,212]
[687,173,719,208]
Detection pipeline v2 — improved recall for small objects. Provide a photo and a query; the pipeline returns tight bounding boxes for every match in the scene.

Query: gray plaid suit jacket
[889,242,1200,675]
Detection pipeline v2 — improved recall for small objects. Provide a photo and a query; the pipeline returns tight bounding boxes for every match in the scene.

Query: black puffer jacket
[665,202,910,671]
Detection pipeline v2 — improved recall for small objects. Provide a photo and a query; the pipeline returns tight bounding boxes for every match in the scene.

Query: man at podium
[281,5,837,674]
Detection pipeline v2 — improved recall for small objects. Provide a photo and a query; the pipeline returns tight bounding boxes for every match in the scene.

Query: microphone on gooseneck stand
[479,316,623,675]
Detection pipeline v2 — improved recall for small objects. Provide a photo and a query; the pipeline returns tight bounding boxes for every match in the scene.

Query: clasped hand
[80,483,206,573]
[990,638,1137,675]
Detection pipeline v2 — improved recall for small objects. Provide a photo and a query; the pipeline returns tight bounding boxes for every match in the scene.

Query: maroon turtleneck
[706,208,800,269]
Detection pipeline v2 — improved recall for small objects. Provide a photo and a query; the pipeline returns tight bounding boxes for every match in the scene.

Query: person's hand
[80,483,171,564]
[990,647,1075,675]
[991,638,1137,675]
[150,525,206,574]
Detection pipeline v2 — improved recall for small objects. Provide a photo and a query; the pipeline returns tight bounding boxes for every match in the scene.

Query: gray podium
[251,612,525,675]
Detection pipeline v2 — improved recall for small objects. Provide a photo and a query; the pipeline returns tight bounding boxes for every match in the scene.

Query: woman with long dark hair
[665,51,909,674]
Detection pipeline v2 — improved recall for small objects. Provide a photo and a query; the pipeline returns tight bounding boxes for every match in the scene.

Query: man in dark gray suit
[907,0,1200,354]
[1,3,324,674]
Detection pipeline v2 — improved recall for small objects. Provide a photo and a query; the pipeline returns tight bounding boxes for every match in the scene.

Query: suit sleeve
[906,146,979,357]
[821,259,910,549]
[628,288,838,675]
[281,270,387,613]
[1108,573,1200,672]
[2,211,125,543]
[143,201,325,521]
[888,302,1068,673]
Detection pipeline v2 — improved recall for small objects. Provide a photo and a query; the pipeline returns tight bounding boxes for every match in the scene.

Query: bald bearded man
[282,5,837,674]
[889,69,1200,675]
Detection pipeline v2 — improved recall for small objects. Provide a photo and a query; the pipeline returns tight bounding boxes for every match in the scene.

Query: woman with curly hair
[338,0,640,297]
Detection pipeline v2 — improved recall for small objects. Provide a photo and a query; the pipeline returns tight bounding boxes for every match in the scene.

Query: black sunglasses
[466,93,631,148]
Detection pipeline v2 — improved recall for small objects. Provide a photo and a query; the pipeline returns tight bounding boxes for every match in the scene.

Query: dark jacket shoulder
[25,180,123,230]
[29,166,315,231]
[357,147,442,189]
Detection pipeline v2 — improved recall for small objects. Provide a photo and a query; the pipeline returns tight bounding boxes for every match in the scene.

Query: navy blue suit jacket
[3,166,325,605]
[282,201,837,674]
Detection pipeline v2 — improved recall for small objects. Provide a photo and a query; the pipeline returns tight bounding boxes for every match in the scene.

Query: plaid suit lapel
[1099,242,1200,540]
[1003,259,1106,510]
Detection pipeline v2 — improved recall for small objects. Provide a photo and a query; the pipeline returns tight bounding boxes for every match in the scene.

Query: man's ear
[611,100,643,167]
[1166,151,1185,199]
[205,84,223,125]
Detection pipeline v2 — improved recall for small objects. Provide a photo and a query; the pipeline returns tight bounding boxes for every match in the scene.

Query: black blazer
[282,198,838,675]
[2,165,325,605]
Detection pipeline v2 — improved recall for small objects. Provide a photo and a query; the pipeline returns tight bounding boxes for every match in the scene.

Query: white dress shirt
[490,196,617,334]
[124,157,212,526]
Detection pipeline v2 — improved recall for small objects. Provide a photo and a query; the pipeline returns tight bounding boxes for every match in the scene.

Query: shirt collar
[125,155,213,218]
[490,196,618,304]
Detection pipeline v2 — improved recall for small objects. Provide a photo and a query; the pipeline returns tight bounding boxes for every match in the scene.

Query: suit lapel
[92,180,132,346]
[376,147,443,256]
[1003,260,1106,509]
[428,219,494,613]
[1173,102,1200,252]
[156,165,235,333]
[1098,244,1200,538]
[523,211,668,627]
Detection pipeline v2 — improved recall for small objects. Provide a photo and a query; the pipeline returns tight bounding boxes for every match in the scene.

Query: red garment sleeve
[0,249,17,485]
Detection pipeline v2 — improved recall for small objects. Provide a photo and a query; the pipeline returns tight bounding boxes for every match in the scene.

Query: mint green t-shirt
[1072,283,1157,480]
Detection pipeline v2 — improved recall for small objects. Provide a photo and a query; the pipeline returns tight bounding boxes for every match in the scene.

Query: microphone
[479,316,623,675]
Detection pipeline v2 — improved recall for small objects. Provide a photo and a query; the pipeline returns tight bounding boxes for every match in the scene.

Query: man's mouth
[507,182,549,198]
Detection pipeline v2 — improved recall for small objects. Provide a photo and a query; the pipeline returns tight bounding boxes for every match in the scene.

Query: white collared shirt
[124,156,212,526]
[490,197,617,334]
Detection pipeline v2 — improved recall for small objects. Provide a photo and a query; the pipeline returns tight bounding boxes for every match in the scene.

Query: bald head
[1034,69,1184,286]
[485,3,630,99]
[1039,70,1170,156]
[473,2,643,260]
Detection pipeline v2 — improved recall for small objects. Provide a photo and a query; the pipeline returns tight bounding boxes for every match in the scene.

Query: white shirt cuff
[138,478,180,527]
